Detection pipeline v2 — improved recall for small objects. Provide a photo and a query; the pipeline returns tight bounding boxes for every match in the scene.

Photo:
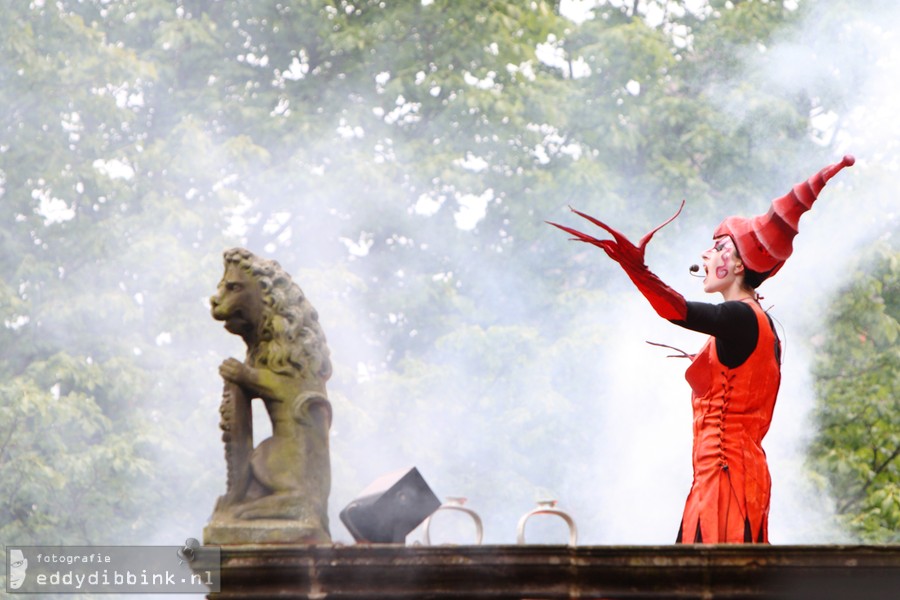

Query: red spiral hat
[713,154,855,280]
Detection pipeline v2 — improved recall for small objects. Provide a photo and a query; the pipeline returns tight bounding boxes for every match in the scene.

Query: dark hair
[728,238,770,289]
[744,268,771,289]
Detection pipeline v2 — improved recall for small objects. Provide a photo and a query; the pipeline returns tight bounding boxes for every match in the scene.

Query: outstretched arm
[548,203,688,321]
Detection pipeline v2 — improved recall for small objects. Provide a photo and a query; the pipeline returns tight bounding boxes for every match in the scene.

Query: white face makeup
[701,236,740,294]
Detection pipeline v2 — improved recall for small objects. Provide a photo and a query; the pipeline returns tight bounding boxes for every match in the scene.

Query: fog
[9,1,897,559]
[169,1,898,548]
[309,1,894,546]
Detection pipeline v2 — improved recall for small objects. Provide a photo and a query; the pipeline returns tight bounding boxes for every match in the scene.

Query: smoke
[314,0,898,546]
[747,1,900,542]
[39,0,895,554]
[551,1,899,545]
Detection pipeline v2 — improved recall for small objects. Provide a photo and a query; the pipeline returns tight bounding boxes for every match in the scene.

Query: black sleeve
[670,301,759,369]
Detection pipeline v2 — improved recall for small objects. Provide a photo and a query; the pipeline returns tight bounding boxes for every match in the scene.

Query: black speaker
[340,467,441,543]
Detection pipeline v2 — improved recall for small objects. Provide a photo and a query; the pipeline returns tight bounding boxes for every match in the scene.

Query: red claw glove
[548,201,688,321]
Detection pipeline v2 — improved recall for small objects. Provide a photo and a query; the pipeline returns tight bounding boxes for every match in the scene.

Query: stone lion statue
[204,247,333,544]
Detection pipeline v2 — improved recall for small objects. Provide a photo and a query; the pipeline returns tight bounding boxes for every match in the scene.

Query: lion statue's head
[212,247,332,382]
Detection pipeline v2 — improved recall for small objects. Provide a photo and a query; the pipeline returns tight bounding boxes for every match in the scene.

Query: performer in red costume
[549,155,855,543]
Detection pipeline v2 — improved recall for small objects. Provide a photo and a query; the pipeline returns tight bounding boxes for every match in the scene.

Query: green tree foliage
[0,1,234,546]
[809,241,900,542]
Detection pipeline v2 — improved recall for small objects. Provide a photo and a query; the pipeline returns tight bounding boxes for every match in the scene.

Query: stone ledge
[204,518,330,545]
[192,544,900,599]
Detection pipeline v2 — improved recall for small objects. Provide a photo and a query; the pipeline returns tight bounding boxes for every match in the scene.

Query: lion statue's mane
[222,247,332,383]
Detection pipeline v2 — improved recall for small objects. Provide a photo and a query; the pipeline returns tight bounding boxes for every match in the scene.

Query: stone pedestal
[203,519,330,546]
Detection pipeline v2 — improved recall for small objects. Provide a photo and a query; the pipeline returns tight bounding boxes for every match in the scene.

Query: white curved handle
[422,500,484,545]
[516,503,577,546]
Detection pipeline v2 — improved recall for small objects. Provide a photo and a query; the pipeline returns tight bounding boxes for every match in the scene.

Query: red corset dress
[679,301,782,543]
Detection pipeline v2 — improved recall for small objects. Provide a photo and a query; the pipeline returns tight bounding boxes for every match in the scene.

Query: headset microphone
[689,264,704,278]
